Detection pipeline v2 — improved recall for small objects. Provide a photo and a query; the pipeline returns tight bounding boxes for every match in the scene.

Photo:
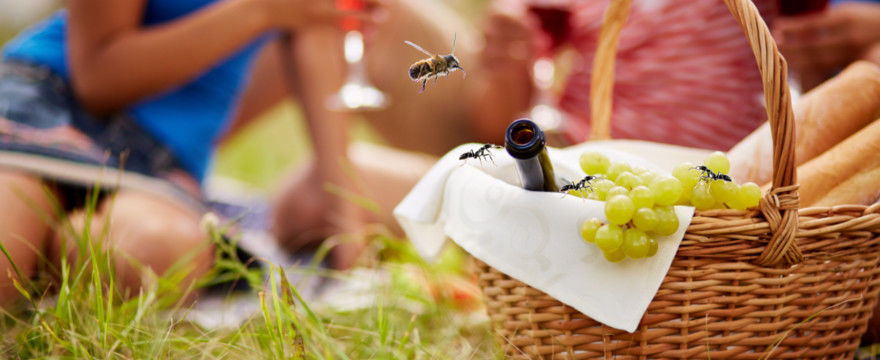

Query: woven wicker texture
[476,0,880,358]
[479,205,880,359]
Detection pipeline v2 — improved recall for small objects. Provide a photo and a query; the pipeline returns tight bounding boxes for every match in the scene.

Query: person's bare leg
[271,160,335,252]
[272,143,435,250]
[346,142,435,228]
[0,171,56,307]
[51,192,213,300]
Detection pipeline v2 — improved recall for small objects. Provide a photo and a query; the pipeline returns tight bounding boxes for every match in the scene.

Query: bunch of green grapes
[574,151,762,262]
[671,152,761,211]
[576,151,684,262]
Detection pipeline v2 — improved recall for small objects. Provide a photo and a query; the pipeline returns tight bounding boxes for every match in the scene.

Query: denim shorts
[0,60,202,208]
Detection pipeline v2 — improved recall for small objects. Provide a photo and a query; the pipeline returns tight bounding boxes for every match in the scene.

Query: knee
[104,193,214,295]
[0,171,54,307]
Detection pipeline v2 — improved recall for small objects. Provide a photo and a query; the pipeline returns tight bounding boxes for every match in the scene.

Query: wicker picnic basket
[475,0,880,358]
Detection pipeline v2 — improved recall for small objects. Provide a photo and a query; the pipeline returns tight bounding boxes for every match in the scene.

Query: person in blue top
[0,0,378,306]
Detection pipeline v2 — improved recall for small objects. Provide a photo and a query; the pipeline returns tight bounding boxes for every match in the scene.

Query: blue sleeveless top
[2,1,271,181]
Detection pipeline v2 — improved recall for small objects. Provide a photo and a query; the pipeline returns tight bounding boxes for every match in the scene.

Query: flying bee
[560,175,598,196]
[459,144,500,166]
[405,34,465,93]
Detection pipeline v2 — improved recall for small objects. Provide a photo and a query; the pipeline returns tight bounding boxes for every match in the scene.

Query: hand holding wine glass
[261,0,380,31]
[480,6,536,76]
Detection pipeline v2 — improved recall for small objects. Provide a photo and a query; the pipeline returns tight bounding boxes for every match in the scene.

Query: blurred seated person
[479,0,773,150]
[774,0,880,91]
[0,0,380,307]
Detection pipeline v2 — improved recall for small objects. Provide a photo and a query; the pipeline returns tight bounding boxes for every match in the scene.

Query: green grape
[651,176,683,206]
[673,162,700,190]
[607,186,629,199]
[739,182,762,209]
[607,162,632,182]
[603,247,626,263]
[654,206,679,236]
[646,237,659,257]
[592,179,615,200]
[605,195,635,225]
[639,171,659,187]
[691,183,716,210]
[676,189,692,206]
[631,167,648,175]
[672,162,695,181]
[709,180,738,204]
[726,195,747,210]
[630,186,655,209]
[615,171,643,190]
[568,189,587,198]
[579,151,611,175]
[623,229,650,259]
[632,207,658,232]
[580,218,603,243]
[595,224,624,252]
[704,151,730,175]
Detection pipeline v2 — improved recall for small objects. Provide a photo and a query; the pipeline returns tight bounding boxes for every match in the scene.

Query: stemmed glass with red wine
[525,1,572,137]
[327,0,389,111]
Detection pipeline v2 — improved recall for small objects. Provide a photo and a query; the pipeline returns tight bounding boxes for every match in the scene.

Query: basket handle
[588,0,801,266]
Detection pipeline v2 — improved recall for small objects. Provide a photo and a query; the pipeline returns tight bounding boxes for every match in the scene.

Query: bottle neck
[505,119,546,160]
[505,118,559,192]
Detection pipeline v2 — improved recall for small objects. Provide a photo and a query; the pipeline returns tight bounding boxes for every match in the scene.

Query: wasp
[560,175,598,194]
[692,165,732,183]
[405,34,465,93]
[459,144,499,166]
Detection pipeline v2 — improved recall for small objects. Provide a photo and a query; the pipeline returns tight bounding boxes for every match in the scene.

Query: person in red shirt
[469,0,771,151]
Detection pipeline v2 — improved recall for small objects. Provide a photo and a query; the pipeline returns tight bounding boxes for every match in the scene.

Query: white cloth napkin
[393,143,696,332]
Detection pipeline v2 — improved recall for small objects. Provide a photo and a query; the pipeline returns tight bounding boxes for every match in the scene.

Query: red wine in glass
[336,0,365,31]
[527,4,573,55]
[778,0,829,16]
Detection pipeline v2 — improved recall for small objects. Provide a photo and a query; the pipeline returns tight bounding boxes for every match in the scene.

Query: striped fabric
[557,0,774,151]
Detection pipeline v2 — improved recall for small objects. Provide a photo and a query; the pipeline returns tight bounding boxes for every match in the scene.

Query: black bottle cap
[505,118,546,160]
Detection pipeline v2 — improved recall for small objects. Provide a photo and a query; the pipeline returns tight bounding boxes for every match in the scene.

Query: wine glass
[327,0,388,111]
[525,2,572,138]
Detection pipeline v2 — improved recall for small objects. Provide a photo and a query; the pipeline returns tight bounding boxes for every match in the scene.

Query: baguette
[729,61,880,184]
[797,118,880,206]
[813,166,880,207]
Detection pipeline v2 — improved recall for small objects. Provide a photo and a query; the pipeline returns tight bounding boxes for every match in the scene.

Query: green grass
[0,188,499,359]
